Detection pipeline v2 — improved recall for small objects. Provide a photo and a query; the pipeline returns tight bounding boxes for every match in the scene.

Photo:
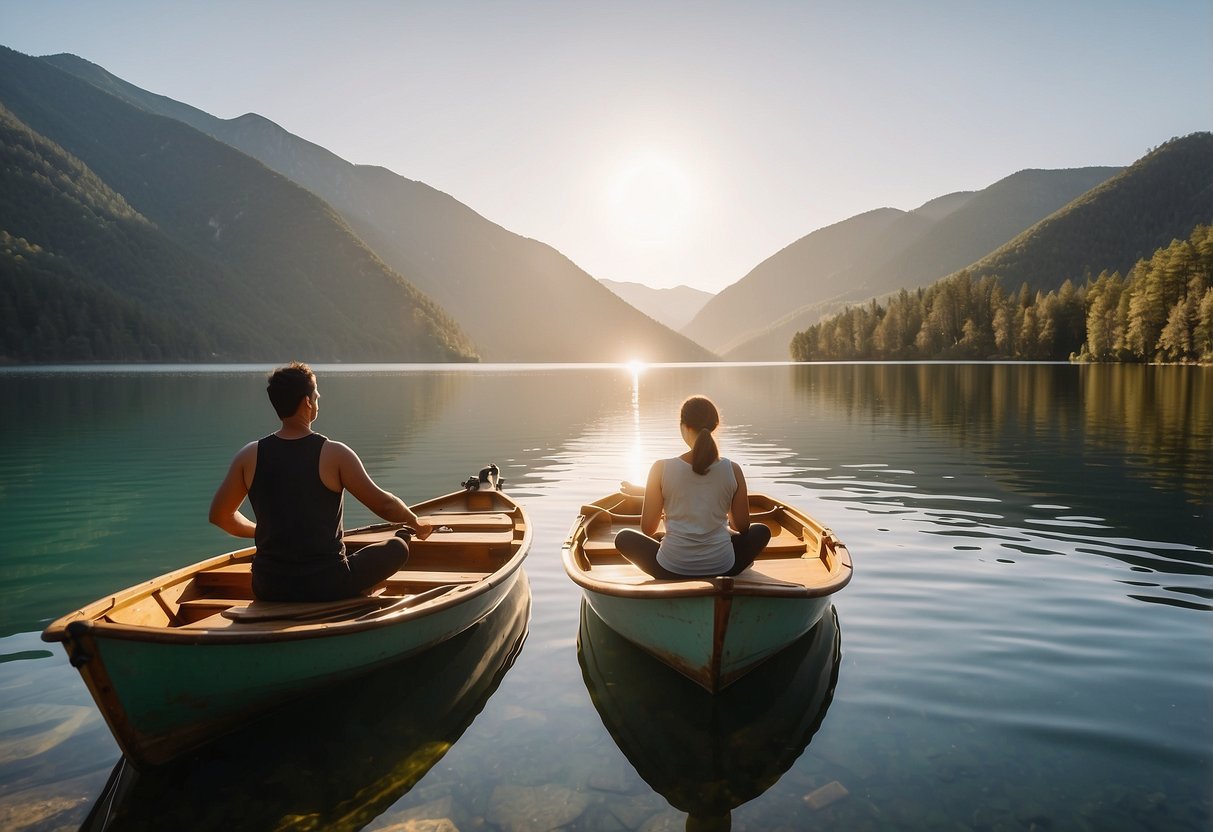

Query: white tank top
[656,457,737,576]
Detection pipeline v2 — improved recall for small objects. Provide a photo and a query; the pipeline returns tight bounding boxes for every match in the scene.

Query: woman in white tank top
[615,396,771,578]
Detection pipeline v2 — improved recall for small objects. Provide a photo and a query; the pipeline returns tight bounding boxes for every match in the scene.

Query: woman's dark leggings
[252,531,411,601]
[614,524,772,580]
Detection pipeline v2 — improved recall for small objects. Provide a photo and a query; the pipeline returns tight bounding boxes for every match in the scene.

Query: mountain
[912,191,977,221]
[961,133,1213,292]
[859,167,1122,298]
[680,208,913,354]
[0,46,476,363]
[685,166,1121,359]
[599,280,714,331]
[1,102,247,362]
[786,133,1213,363]
[44,53,714,363]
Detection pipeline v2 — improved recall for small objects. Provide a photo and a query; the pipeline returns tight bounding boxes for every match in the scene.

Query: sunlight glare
[608,153,692,243]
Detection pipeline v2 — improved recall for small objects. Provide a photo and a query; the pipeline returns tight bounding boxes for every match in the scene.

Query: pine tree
[1195,287,1213,359]
[1083,271,1124,360]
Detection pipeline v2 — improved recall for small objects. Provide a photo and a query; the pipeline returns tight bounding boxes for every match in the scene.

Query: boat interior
[570,492,843,591]
[89,500,526,632]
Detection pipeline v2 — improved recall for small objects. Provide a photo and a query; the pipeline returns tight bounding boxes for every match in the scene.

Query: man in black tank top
[209,362,433,601]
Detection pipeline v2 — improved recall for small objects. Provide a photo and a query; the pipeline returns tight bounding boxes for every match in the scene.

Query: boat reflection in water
[578,600,841,832]
[82,573,531,831]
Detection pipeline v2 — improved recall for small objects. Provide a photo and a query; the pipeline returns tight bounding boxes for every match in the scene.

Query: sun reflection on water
[626,362,648,485]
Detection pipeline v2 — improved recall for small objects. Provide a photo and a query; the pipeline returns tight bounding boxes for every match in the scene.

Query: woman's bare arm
[728,461,751,533]
[640,460,666,537]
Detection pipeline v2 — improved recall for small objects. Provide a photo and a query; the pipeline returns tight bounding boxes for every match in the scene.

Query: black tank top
[248,433,344,572]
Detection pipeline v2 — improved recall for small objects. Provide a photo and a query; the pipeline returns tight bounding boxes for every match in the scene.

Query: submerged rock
[375,794,458,831]
[604,792,667,828]
[0,704,92,764]
[804,780,848,810]
[487,783,590,832]
[639,810,688,832]
[588,760,643,794]
[0,791,87,832]
[375,819,459,832]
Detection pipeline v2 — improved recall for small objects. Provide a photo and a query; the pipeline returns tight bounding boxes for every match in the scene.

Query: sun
[608,152,693,244]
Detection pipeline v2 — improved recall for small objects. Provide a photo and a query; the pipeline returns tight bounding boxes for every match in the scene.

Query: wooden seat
[585,563,650,583]
[175,597,251,625]
[587,557,828,594]
[191,562,253,590]
[583,538,621,556]
[414,530,515,546]
[421,512,513,531]
[381,569,490,589]
[744,556,832,587]
[582,524,805,561]
[346,529,515,549]
[760,527,809,556]
[221,595,399,622]
[178,597,250,611]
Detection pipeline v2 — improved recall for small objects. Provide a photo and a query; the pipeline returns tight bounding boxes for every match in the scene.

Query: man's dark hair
[266,362,317,418]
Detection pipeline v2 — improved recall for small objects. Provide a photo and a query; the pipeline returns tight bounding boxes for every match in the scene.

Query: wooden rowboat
[42,485,530,767]
[81,576,530,830]
[562,485,851,692]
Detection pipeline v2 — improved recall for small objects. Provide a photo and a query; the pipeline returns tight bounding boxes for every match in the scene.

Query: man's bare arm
[209,443,257,538]
[329,442,433,538]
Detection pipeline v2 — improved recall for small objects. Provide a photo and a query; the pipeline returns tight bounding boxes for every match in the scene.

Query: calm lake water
[0,363,1210,831]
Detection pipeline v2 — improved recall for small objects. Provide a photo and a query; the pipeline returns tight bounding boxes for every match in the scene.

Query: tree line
[789,224,1213,364]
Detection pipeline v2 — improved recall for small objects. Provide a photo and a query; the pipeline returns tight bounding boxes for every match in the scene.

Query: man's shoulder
[318,436,359,459]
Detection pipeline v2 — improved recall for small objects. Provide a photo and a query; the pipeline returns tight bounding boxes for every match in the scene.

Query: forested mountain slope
[963,133,1213,292]
[788,134,1213,364]
[789,224,1213,364]
[0,46,476,363]
[1,104,222,361]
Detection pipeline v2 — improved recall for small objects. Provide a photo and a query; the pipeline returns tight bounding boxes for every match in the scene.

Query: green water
[0,363,1209,830]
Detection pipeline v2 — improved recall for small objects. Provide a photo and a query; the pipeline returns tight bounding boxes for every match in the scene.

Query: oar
[354,584,460,619]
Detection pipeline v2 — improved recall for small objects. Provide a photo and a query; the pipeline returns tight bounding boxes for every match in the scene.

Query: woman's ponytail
[691,427,718,475]
[681,396,721,475]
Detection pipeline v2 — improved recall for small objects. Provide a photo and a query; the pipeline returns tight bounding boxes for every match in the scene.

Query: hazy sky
[4,1,1210,293]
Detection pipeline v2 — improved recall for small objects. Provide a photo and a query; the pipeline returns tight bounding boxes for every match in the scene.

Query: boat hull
[68,569,520,765]
[582,586,831,691]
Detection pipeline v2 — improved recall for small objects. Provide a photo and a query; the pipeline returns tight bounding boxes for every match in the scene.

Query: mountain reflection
[790,362,1212,510]
[578,602,841,831]
[81,575,531,832]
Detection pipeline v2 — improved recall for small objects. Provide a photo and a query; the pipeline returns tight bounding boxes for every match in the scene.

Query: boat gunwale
[42,490,532,646]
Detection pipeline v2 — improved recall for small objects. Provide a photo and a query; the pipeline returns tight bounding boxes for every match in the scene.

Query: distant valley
[599,280,714,331]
